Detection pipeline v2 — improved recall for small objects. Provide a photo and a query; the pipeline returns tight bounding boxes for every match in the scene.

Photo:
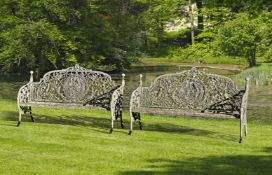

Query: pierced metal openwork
[174,78,206,106]
[17,65,125,133]
[29,64,116,103]
[129,67,249,143]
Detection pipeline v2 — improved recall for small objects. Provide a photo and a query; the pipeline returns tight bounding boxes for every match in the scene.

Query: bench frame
[129,67,249,143]
[17,65,125,133]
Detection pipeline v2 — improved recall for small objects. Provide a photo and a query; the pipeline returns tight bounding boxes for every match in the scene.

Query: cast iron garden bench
[17,65,125,133]
[129,67,249,143]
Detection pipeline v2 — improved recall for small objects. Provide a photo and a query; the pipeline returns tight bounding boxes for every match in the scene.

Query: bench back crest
[140,67,239,110]
[30,65,115,103]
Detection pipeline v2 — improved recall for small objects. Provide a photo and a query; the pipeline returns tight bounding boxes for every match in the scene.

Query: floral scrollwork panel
[30,65,116,103]
[17,65,125,131]
[129,68,249,142]
[139,68,240,111]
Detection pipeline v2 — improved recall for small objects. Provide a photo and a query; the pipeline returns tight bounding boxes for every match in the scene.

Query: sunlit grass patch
[0,100,271,175]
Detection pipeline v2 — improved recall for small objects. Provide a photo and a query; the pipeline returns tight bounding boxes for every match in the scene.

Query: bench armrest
[17,71,34,107]
[110,74,125,109]
[240,78,250,115]
[83,73,125,111]
[17,83,31,106]
[129,87,141,112]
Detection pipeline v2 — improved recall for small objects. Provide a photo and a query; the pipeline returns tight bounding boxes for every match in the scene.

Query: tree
[0,19,77,74]
[215,14,261,67]
[0,0,151,73]
[256,12,272,63]
[188,0,194,45]
[196,0,203,32]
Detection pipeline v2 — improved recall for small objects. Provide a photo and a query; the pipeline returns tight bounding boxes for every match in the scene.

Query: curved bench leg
[239,124,243,143]
[239,109,244,143]
[17,110,22,127]
[245,124,248,137]
[109,106,115,134]
[118,97,124,129]
[138,113,143,130]
[109,127,113,134]
[17,106,34,127]
[244,110,248,137]
[109,119,114,134]
[128,111,134,135]
[239,107,248,143]
[120,110,124,129]
[17,104,25,127]
[29,107,34,122]
[239,119,242,143]
[129,112,142,135]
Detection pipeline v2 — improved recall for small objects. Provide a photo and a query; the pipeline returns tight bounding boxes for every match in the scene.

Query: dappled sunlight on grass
[119,155,272,175]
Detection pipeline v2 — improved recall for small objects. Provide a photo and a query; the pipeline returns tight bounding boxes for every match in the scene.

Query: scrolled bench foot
[139,122,143,130]
[109,128,113,134]
[16,121,21,127]
[239,138,242,144]
[30,116,34,122]
[29,107,34,122]
[121,123,124,129]
[128,130,132,135]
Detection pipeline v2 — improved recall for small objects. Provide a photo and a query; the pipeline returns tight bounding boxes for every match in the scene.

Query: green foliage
[135,0,186,54]
[214,13,272,67]
[216,14,260,66]
[201,6,234,28]
[263,48,272,62]
[0,19,77,73]
[168,43,211,61]
[0,0,271,72]
[163,29,191,48]
[0,0,165,73]
[257,12,272,63]
[0,0,88,73]
[167,44,246,65]
[163,1,272,67]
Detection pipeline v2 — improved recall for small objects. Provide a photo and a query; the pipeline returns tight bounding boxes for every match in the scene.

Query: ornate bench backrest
[30,65,116,103]
[139,67,240,110]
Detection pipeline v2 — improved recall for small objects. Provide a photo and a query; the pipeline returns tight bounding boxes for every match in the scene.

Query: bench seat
[20,102,106,110]
[132,107,238,119]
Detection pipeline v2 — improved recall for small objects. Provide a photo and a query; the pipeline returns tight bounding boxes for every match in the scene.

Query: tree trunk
[196,0,203,32]
[121,0,130,15]
[189,0,195,45]
[248,51,256,67]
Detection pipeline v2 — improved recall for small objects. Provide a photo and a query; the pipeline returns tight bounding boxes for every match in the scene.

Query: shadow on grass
[119,155,272,175]
[264,147,272,153]
[248,107,272,125]
[1,111,236,141]
[135,122,237,142]
[1,111,122,133]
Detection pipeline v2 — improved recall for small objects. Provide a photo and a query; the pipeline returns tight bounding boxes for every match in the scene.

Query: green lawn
[235,63,272,86]
[0,100,271,175]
